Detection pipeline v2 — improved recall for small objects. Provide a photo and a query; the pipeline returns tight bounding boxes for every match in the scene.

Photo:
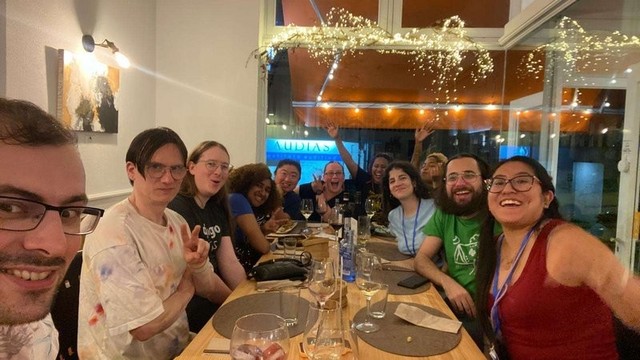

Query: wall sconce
[82,35,130,68]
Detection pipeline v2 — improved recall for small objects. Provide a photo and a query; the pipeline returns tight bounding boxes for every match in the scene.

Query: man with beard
[414,153,495,348]
[274,159,304,220]
[0,98,103,359]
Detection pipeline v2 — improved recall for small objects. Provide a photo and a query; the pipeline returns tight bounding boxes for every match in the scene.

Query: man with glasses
[78,128,226,359]
[274,159,304,220]
[0,98,102,359]
[414,153,495,348]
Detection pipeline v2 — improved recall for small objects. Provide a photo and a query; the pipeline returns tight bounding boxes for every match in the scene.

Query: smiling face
[274,164,300,193]
[371,157,389,184]
[488,161,554,229]
[388,168,416,202]
[189,145,230,198]
[247,178,272,207]
[0,144,86,325]
[323,162,345,196]
[127,144,185,208]
[445,157,484,207]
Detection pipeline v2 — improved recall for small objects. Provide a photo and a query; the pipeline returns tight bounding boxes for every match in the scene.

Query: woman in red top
[476,156,640,359]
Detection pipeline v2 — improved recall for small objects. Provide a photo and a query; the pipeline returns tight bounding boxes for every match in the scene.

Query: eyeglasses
[198,160,232,174]
[485,174,540,193]
[0,196,104,235]
[145,162,187,180]
[445,171,480,184]
[324,171,344,177]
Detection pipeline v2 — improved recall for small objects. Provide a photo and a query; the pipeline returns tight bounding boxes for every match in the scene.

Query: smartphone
[397,274,429,289]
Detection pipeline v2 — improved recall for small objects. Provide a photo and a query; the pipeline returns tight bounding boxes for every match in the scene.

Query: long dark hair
[381,161,430,215]
[475,156,563,344]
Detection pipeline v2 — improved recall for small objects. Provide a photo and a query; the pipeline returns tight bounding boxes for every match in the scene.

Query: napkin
[394,303,462,334]
[255,279,304,292]
[204,338,230,354]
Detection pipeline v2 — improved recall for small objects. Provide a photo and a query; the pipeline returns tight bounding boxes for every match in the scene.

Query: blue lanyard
[401,200,421,256]
[490,227,536,338]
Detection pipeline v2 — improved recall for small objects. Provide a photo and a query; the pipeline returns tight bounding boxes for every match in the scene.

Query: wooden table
[176,235,485,359]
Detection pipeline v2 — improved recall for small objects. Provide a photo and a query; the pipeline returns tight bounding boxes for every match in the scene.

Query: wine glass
[308,259,337,308]
[301,199,314,234]
[364,197,376,220]
[326,206,343,243]
[230,313,289,360]
[355,252,382,333]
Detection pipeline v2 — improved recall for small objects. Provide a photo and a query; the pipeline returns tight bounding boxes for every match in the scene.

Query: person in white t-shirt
[78,128,227,359]
[0,98,103,359]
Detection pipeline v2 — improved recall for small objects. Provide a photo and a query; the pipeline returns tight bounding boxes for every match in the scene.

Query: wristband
[189,260,212,274]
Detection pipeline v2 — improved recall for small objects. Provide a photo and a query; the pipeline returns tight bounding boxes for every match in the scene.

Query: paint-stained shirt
[0,314,58,359]
[78,199,190,359]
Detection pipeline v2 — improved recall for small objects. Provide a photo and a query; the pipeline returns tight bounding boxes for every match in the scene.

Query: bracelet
[189,260,212,274]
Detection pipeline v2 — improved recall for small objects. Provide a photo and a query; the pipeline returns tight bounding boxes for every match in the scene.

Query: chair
[613,316,640,360]
[51,251,82,360]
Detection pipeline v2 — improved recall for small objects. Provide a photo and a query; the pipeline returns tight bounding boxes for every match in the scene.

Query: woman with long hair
[228,163,288,271]
[168,140,244,331]
[476,156,640,359]
[381,161,437,256]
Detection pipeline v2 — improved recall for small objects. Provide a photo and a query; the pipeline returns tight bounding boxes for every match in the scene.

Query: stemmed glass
[326,206,343,243]
[308,259,337,309]
[364,198,376,220]
[230,313,289,360]
[355,252,382,333]
[301,199,314,235]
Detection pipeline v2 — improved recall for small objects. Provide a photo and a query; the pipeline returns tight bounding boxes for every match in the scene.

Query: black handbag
[248,258,308,281]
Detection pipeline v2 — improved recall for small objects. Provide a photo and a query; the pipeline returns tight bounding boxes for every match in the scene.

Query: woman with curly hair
[168,140,245,331]
[228,163,288,271]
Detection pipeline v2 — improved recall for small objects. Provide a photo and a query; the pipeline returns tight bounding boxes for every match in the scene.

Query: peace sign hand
[181,224,210,268]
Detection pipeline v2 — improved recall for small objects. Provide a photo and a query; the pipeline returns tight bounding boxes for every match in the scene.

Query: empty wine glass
[230,313,289,360]
[301,199,314,235]
[308,259,337,308]
[364,198,376,219]
[355,252,382,333]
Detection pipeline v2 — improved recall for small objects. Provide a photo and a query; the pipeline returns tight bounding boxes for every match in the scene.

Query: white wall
[155,0,261,167]
[2,0,263,208]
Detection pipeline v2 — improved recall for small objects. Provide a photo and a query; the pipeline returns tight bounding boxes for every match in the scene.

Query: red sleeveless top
[494,220,618,359]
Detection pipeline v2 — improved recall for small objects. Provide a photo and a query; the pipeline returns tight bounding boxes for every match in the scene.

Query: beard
[435,185,487,217]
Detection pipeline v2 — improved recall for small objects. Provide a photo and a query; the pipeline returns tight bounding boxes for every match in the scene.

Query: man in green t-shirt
[415,153,493,348]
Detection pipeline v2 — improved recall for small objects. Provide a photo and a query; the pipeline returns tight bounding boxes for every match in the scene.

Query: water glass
[370,283,389,319]
[230,313,289,360]
[279,286,301,326]
[283,237,298,259]
[356,215,370,249]
[302,299,345,360]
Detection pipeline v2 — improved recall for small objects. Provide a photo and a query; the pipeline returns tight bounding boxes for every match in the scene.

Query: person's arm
[414,235,477,317]
[236,213,272,254]
[130,269,194,341]
[326,122,358,178]
[216,236,246,289]
[548,224,640,329]
[410,122,435,169]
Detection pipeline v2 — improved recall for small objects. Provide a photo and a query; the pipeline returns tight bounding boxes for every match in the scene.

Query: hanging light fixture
[82,35,130,68]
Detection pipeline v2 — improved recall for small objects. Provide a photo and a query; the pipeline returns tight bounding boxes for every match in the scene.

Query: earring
[543,202,549,209]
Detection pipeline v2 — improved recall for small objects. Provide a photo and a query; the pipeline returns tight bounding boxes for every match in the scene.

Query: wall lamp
[82,35,130,68]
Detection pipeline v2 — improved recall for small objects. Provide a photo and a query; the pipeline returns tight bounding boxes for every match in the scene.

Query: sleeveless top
[497,219,617,359]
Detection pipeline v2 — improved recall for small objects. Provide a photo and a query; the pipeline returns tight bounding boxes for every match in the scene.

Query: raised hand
[324,121,340,139]
[414,120,436,142]
[311,173,325,194]
[181,224,210,267]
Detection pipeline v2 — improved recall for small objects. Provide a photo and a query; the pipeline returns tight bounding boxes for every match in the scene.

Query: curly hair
[227,163,281,215]
[381,161,430,215]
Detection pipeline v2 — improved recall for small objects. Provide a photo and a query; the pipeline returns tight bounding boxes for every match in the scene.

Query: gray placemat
[353,302,461,357]
[376,270,431,295]
[366,241,412,261]
[211,292,310,338]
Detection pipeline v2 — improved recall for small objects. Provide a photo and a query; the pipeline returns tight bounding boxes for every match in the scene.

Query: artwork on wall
[57,49,120,133]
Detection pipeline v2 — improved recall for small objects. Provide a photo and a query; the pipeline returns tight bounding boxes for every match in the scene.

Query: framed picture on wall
[56,49,120,133]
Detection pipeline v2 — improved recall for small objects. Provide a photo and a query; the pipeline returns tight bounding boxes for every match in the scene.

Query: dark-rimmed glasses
[485,174,541,193]
[0,196,104,235]
[198,160,232,174]
[445,171,480,184]
[145,162,187,180]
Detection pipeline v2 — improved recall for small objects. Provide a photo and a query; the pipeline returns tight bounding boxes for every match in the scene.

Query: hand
[181,224,210,267]
[414,120,435,142]
[262,213,289,233]
[442,278,476,318]
[316,194,328,214]
[311,174,325,194]
[324,121,339,139]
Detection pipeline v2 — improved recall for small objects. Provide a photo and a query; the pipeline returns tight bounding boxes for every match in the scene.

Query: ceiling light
[550,133,556,139]
[82,35,130,68]
[332,63,338,70]
[571,102,578,107]
[601,128,609,134]
[419,109,425,115]
[322,103,330,108]
[485,104,497,110]
[386,106,392,113]
[520,134,526,138]
[625,68,633,73]
[610,79,617,84]
[354,107,360,113]
[316,95,322,101]
[328,73,334,80]
[265,117,270,124]
[282,124,287,130]
[604,102,611,107]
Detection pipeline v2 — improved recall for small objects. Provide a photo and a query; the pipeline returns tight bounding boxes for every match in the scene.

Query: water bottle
[340,219,356,282]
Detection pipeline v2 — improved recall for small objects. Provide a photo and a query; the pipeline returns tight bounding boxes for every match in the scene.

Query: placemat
[353,302,461,357]
[366,242,411,261]
[211,292,310,338]
[376,270,430,295]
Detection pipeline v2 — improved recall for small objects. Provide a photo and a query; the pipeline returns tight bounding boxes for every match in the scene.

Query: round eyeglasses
[445,171,480,184]
[0,196,104,235]
[145,162,187,180]
[198,160,232,174]
[485,174,541,193]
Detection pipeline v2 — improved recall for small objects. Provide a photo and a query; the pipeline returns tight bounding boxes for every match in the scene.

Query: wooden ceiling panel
[401,0,510,28]
[282,0,378,26]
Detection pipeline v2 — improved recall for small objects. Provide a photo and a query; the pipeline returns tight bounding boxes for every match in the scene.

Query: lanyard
[401,200,421,256]
[490,227,535,338]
